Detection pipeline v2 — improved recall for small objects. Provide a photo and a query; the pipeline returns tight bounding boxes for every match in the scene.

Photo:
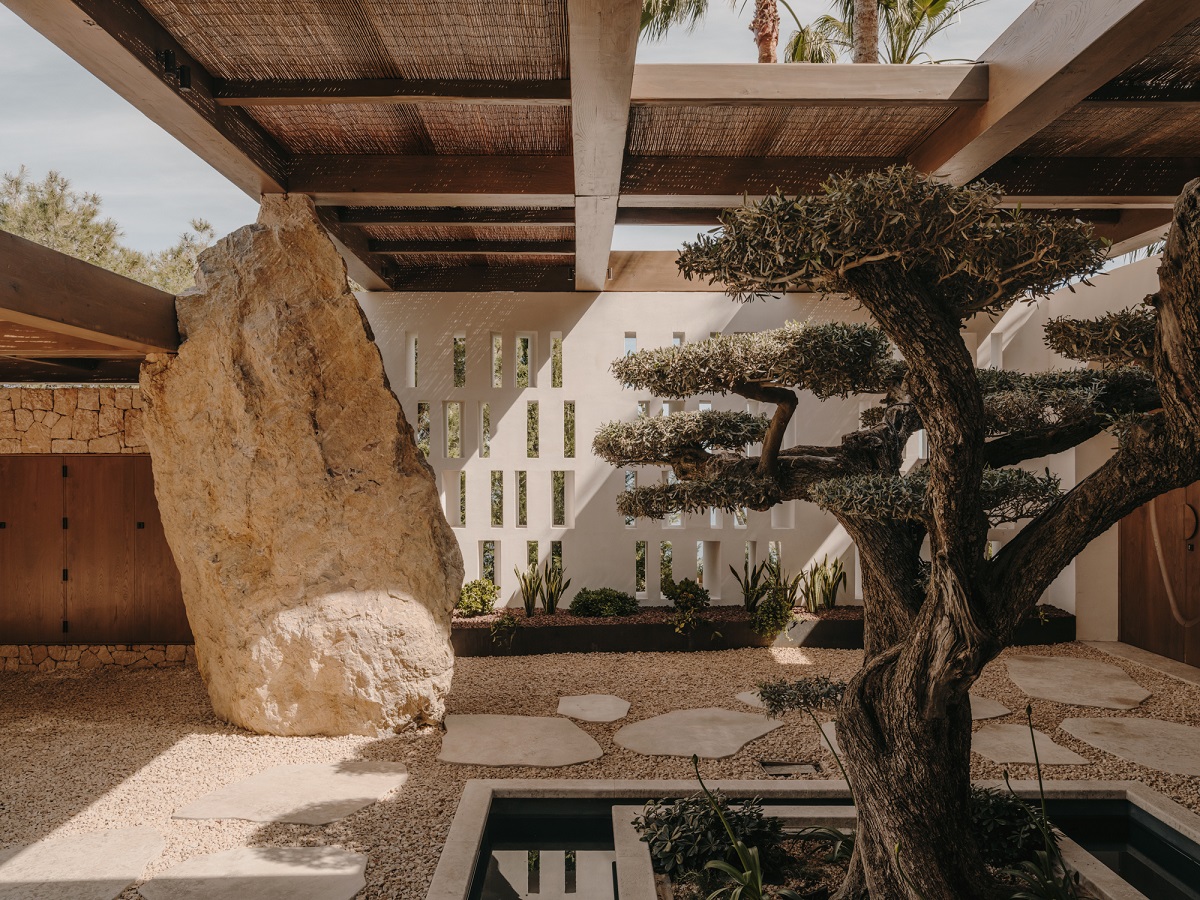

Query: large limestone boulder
[140,194,463,736]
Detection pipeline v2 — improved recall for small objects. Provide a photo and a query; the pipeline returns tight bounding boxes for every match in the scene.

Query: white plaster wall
[360,290,869,608]
[979,257,1163,638]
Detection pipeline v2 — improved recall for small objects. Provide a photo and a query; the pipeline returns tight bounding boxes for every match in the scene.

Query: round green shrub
[457,579,500,617]
[662,577,710,612]
[569,587,640,617]
[970,787,1051,867]
[751,587,794,638]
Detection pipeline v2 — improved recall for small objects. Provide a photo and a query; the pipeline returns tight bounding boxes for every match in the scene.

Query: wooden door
[1119,485,1200,665]
[131,456,190,642]
[64,456,136,642]
[0,456,65,642]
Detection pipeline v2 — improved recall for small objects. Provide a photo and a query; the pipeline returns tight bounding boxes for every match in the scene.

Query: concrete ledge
[612,806,657,900]
[1084,641,1200,689]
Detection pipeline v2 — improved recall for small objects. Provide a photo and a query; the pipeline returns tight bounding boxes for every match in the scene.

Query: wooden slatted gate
[0,455,190,644]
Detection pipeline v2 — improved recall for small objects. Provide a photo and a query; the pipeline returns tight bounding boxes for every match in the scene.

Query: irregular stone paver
[1060,718,1200,776]
[614,708,781,759]
[557,694,630,722]
[819,721,841,757]
[971,725,1089,765]
[0,827,163,900]
[1007,656,1150,710]
[735,691,766,709]
[173,761,408,825]
[439,715,602,767]
[970,694,1010,720]
[138,847,365,900]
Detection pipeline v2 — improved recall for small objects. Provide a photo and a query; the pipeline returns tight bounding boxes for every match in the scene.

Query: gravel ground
[1,641,1198,899]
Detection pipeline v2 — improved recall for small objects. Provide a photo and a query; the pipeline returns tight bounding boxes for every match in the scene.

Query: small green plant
[796,555,847,613]
[692,756,803,900]
[750,586,794,639]
[971,787,1047,868]
[569,587,639,617]
[663,577,711,634]
[514,564,544,618]
[633,783,785,881]
[730,559,770,613]
[489,612,520,649]
[457,578,499,617]
[765,558,803,610]
[541,560,570,614]
[794,824,854,863]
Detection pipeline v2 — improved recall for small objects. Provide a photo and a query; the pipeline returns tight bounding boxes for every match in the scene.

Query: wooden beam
[983,156,1200,208]
[384,266,575,292]
[214,78,572,106]
[291,155,575,206]
[0,356,142,384]
[0,321,143,358]
[616,208,725,225]
[631,63,988,106]
[1099,209,1173,256]
[370,239,575,255]
[0,230,179,354]
[338,207,576,226]
[313,209,391,292]
[569,0,643,290]
[622,156,895,195]
[909,0,1199,184]
[4,0,288,196]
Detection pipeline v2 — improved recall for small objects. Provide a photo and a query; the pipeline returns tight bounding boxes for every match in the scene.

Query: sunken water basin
[425,780,1200,900]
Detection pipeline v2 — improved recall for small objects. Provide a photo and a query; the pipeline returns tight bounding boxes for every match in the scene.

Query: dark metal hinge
[62,517,68,530]
[62,619,69,633]
[62,464,68,477]
[62,568,68,582]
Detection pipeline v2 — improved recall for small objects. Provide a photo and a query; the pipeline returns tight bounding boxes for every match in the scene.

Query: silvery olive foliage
[1043,304,1157,369]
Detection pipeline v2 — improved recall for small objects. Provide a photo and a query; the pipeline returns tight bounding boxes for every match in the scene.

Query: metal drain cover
[758,759,820,776]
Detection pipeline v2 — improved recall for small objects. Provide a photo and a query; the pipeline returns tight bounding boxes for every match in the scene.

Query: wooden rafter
[568,0,643,291]
[909,0,1200,183]
[0,230,179,355]
[370,239,575,255]
[338,208,575,226]
[383,265,575,292]
[214,79,571,106]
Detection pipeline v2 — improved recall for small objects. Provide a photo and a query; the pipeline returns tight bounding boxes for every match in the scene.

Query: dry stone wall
[0,643,194,673]
[0,386,145,453]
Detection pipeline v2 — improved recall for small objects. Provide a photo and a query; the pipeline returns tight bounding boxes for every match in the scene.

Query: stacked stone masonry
[0,386,145,454]
[0,643,195,673]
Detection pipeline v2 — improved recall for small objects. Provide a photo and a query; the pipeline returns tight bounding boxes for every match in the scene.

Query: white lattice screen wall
[360,290,870,609]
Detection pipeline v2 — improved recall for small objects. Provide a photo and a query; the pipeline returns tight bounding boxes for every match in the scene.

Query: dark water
[467,797,1200,899]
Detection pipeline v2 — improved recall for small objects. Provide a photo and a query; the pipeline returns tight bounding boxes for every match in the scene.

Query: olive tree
[593,167,1200,899]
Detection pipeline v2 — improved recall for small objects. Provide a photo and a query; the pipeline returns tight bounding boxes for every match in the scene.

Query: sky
[0,1,1023,254]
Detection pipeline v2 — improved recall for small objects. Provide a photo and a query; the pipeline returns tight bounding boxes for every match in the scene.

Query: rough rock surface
[140,194,463,736]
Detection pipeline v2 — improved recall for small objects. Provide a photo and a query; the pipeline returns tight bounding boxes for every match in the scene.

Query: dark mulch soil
[669,836,849,900]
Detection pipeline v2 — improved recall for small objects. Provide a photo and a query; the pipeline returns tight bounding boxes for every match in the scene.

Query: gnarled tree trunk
[751,0,780,63]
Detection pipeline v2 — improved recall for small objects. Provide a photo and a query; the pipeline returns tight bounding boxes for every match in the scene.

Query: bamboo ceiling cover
[138,0,569,81]
[1015,104,1200,158]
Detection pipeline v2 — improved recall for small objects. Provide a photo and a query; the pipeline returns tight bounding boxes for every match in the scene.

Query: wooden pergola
[3,0,1196,298]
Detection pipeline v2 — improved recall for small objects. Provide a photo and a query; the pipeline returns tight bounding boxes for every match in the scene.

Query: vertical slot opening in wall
[696,541,705,586]
[453,334,466,387]
[563,401,575,458]
[624,471,636,527]
[635,540,647,598]
[526,401,539,457]
[406,333,418,388]
[457,471,467,527]
[480,403,491,458]
[709,506,722,528]
[551,332,563,387]
[745,541,757,570]
[771,501,795,529]
[637,400,649,419]
[673,332,685,346]
[443,472,460,527]
[698,400,712,413]
[660,541,673,589]
[490,470,504,527]
[491,333,503,388]
[415,402,431,457]
[665,471,681,527]
[550,540,562,573]
[527,539,539,568]
[516,470,528,527]
[516,333,535,388]
[702,541,721,600]
[733,506,748,529]
[444,401,462,458]
[768,541,782,567]
[481,540,498,584]
[624,332,637,356]
[551,470,572,527]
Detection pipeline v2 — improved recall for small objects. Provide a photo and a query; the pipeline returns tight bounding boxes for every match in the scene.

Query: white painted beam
[568,0,642,291]
[909,0,1200,183]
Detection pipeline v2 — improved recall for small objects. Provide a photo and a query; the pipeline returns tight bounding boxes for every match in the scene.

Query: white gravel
[2,642,1198,899]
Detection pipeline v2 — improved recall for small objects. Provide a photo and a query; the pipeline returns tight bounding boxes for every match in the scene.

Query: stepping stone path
[1060,718,1200,776]
[971,724,1089,765]
[138,847,365,900]
[819,722,841,757]
[557,694,630,722]
[0,827,164,900]
[970,694,1010,720]
[1007,656,1151,709]
[173,761,408,825]
[614,708,781,759]
[736,691,766,709]
[440,714,602,766]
